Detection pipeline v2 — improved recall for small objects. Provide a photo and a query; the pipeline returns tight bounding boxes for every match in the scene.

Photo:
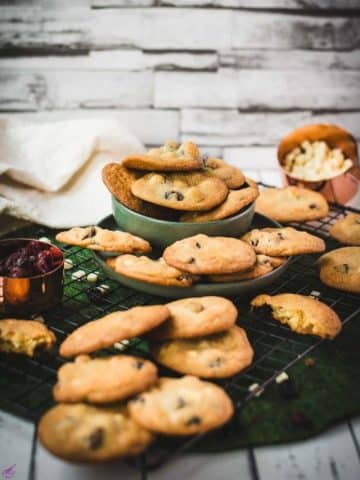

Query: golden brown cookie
[129,376,233,435]
[151,326,254,378]
[241,227,325,256]
[203,157,246,189]
[251,293,342,339]
[317,247,360,294]
[59,305,170,357]
[208,255,286,282]
[329,213,360,246]
[0,319,56,357]
[163,234,256,275]
[38,403,153,462]
[53,355,158,404]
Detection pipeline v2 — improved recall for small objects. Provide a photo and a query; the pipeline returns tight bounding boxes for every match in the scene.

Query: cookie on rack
[38,403,153,462]
[128,375,234,435]
[241,227,325,256]
[131,171,228,211]
[251,293,342,339]
[0,319,56,357]
[151,326,254,378]
[255,186,329,223]
[53,355,158,404]
[317,247,360,294]
[59,305,170,357]
[106,255,199,287]
[163,234,256,275]
[150,296,238,340]
[208,255,286,282]
[329,213,360,246]
[55,226,151,254]
[122,140,202,171]
[203,157,246,189]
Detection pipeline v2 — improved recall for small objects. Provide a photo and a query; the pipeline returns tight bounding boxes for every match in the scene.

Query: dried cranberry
[8,266,30,278]
[36,250,54,273]
[27,241,47,257]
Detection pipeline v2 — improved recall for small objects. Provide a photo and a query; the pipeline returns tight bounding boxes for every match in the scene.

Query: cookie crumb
[249,383,264,397]
[304,357,315,367]
[275,372,289,384]
[72,270,86,280]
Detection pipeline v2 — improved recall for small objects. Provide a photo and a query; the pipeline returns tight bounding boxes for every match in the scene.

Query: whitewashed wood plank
[0,72,43,110]
[350,417,360,450]
[224,146,278,170]
[242,169,261,181]
[155,69,360,109]
[259,169,282,186]
[159,0,360,7]
[181,110,360,146]
[92,0,154,5]
[254,423,360,480]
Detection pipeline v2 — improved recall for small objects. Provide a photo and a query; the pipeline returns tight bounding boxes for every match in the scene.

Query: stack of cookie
[102,140,259,222]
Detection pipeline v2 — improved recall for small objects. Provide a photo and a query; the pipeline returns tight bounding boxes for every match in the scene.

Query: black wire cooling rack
[0,182,359,475]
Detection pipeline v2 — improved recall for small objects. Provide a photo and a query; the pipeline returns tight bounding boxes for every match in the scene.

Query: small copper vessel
[0,238,64,317]
[278,124,359,204]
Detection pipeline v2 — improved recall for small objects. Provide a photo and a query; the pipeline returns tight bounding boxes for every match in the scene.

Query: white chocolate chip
[64,259,74,270]
[39,237,51,244]
[86,273,98,283]
[310,290,320,298]
[114,340,130,351]
[248,383,264,397]
[98,284,110,292]
[275,372,289,384]
[71,270,86,280]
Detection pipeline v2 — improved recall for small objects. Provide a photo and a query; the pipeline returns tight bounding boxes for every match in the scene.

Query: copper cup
[277,124,359,204]
[0,238,64,317]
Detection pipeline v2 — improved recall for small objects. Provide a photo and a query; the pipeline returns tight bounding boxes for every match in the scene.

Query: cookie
[0,319,56,357]
[180,182,259,223]
[208,255,286,282]
[59,305,170,357]
[241,227,325,256]
[53,355,158,404]
[329,213,360,246]
[56,226,151,254]
[38,403,153,462]
[163,234,256,274]
[106,255,199,287]
[255,186,329,223]
[122,140,202,171]
[149,296,238,340]
[251,293,342,339]
[129,376,233,435]
[151,326,254,378]
[317,247,360,294]
[203,157,246,189]
[131,171,228,212]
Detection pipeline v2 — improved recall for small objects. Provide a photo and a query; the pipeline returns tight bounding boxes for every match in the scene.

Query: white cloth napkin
[0,117,143,228]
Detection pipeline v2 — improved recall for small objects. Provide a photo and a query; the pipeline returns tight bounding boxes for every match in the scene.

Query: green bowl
[112,196,255,248]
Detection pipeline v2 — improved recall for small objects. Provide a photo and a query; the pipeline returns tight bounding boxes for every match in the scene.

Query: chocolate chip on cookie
[203,157,246,189]
[317,246,360,294]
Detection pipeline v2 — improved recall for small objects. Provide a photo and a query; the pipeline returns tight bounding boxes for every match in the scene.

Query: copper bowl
[0,238,64,317]
[278,124,360,204]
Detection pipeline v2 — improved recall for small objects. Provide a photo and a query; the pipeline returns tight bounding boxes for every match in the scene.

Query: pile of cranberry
[0,241,63,278]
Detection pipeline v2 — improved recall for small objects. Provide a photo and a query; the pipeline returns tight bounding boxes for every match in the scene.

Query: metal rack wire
[0,182,359,474]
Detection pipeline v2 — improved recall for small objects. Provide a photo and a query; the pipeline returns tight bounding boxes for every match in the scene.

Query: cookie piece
[129,376,233,435]
[317,247,360,294]
[123,140,202,171]
[208,255,286,282]
[59,305,170,357]
[0,319,55,357]
[251,293,342,339]
[329,213,360,246]
[38,403,153,462]
[180,183,259,223]
[53,355,158,404]
[151,326,254,378]
[255,186,329,223]
[56,226,151,254]
[203,157,245,189]
[131,171,228,212]
[106,255,199,287]
[242,227,325,256]
[150,296,238,340]
[163,234,256,274]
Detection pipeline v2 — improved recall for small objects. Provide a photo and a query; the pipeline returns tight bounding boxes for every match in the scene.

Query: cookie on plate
[203,157,246,189]
[251,293,342,339]
[208,255,286,282]
[53,355,158,404]
[122,140,202,171]
[150,296,238,340]
[129,376,233,435]
[131,171,228,211]
[255,186,329,223]
[38,403,153,462]
[163,234,256,275]
[242,227,325,256]
[329,213,360,246]
[0,319,56,357]
[56,226,151,254]
[151,326,254,378]
[106,255,199,287]
[317,247,360,294]
[59,305,170,357]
